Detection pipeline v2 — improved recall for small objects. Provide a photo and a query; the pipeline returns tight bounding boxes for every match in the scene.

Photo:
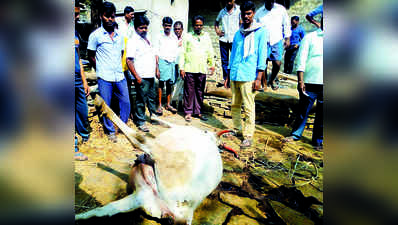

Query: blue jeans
[219,41,232,81]
[98,78,130,134]
[291,84,323,146]
[75,85,89,140]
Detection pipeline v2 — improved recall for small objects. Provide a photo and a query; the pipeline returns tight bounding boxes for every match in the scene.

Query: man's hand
[83,82,90,97]
[252,79,262,91]
[294,44,299,49]
[156,70,160,79]
[216,30,225,37]
[297,81,306,93]
[224,78,230,89]
[136,76,142,85]
[209,67,215,75]
[284,38,290,49]
[180,70,185,80]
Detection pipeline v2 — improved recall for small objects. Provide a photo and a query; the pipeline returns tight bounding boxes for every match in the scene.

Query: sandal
[155,107,163,116]
[74,152,88,161]
[165,105,177,113]
[222,131,242,139]
[185,114,192,122]
[138,125,150,132]
[282,136,297,143]
[240,139,252,148]
[194,114,208,121]
[270,82,279,91]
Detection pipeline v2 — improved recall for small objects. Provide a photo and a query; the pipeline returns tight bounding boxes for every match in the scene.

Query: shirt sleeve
[178,37,186,70]
[87,31,98,51]
[126,38,136,59]
[300,27,306,40]
[228,33,238,70]
[216,10,223,23]
[206,34,215,67]
[307,5,323,17]
[282,8,291,38]
[295,34,310,72]
[154,36,161,57]
[257,29,268,71]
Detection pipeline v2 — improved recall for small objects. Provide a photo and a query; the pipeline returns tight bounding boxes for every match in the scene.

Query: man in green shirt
[179,15,215,122]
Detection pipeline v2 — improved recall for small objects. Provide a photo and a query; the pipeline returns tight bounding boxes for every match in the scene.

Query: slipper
[240,139,252,148]
[138,125,150,132]
[270,82,279,91]
[185,114,192,122]
[165,105,177,113]
[156,107,163,115]
[194,114,208,121]
[75,152,88,161]
[222,131,242,139]
[282,136,296,143]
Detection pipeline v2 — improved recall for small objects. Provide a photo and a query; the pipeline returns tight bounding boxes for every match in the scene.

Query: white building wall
[111,0,189,43]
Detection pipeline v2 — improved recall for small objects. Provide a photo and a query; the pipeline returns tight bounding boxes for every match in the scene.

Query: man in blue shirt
[87,1,130,142]
[225,1,268,148]
[75,0,89,160]
[284,16,305,74]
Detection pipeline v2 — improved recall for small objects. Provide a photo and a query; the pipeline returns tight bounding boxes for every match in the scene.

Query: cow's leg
[137,163,176,220]
[75,192,141,220]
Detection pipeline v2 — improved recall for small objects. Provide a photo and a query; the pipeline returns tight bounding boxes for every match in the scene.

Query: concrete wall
[111,0,189,43]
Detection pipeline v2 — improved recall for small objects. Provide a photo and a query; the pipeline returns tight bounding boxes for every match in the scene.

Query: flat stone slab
[227,215,262,225]
[192,197,232,225]
[220,192,267,220]
[269,200,314,225]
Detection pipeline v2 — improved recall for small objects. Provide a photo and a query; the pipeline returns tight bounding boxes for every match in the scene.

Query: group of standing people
[74,0,324,161]
[215,0,323,149]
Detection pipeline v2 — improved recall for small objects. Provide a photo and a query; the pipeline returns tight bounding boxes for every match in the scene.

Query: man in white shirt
[116,6,135,119]
[155,17,179,114]
[116,6,134,38]
[214,0,241,86]
[254,0,291,90]
[126,15,160,132]
[283,17,323,150]
[170,21,184,110]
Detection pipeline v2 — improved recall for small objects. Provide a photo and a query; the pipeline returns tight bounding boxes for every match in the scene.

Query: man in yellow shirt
[179,15,215,122]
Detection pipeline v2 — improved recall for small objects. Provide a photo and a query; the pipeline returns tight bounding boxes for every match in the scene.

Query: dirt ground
[75,72,323,225]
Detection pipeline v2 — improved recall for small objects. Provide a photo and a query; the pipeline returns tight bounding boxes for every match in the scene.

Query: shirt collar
[134,31,150,43]
[192,31,204,37]
[100,26,119,37]
[224,4,237,14]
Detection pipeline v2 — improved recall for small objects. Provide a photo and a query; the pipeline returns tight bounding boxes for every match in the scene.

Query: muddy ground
[75,72,323,225]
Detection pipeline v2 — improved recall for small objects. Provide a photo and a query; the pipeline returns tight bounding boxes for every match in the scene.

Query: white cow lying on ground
[75,95,223,224]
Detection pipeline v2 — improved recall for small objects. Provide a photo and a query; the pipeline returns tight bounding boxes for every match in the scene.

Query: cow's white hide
[76,121,223,224]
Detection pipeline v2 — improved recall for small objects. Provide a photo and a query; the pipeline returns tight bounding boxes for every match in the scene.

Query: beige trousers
[231,81,256,139]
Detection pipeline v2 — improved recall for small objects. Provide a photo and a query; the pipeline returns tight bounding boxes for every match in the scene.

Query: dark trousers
[75,85,89,140]
[291,84,323,146]
[219,41,232,81]
[133,78,157,126]
[284,47,299,74]
[183,73,206,115]
[124,70,135,118]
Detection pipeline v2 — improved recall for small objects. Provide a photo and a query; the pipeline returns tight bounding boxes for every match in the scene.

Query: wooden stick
[94,95,151,155]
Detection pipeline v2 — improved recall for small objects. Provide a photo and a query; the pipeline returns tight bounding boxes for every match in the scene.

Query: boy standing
[284,16,305,74]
